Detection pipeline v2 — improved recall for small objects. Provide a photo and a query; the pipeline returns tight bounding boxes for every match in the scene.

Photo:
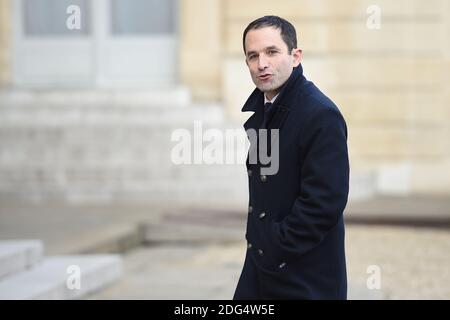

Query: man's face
[244,26,302,100]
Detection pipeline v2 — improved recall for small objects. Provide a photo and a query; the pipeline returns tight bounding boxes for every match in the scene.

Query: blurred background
[0,0,449,299]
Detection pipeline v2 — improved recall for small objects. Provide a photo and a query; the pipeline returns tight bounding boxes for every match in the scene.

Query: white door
[96,0,178,87]
[12,0,177,87]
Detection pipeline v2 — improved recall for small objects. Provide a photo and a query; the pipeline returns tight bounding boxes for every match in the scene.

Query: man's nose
[258,54,269,70]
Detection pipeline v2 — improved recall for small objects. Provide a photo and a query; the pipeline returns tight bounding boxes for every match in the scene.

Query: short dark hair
[243,15,297,54]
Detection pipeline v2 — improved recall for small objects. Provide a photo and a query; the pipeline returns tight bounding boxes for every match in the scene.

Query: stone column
[0,0,12,87]
[179,0,222,102]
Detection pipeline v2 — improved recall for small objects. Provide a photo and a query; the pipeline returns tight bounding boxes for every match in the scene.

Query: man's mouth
[258,74,272,81]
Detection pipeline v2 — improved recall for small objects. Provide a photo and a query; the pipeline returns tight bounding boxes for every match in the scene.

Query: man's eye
[248,55,256,60]
[268,50,277,55]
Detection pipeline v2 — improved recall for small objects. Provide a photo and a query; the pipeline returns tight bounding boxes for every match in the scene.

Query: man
[233,16,350,300]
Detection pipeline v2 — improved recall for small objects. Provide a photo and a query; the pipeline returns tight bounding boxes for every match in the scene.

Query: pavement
[0,195,449,299]
[87,225,450,300]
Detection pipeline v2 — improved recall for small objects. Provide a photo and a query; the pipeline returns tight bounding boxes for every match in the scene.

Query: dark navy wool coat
[233,64,350,300]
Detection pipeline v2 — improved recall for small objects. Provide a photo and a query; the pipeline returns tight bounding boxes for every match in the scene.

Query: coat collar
[241,64,304,113]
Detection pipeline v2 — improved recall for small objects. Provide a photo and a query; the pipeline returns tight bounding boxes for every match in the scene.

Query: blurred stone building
[0,0,449,205]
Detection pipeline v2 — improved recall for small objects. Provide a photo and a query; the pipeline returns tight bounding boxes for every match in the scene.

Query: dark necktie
[262,102,275,128]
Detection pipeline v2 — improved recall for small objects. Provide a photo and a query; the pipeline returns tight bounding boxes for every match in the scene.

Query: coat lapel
[241,65,306,160]
[242,89,264,132]
[241,64,305,132]
[267,104,290,130]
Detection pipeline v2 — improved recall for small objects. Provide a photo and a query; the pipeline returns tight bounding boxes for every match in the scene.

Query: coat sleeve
[269,106,350,264]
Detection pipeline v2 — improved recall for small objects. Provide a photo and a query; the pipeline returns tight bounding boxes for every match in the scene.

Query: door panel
[13,0,177,87]
[13,0,93,86]
[111,0,175,35]
[97,0,177,86]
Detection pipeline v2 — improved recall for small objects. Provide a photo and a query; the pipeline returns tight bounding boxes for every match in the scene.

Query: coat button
[247,242,252,249]
[248,206,253,214]
[279,262,287,269]
[260,175,267,182]
[258,212,266,219]
[247,169,252,177]
[258,249,264,256]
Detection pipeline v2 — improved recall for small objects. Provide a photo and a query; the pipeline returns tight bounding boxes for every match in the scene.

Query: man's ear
[292,48,302,67]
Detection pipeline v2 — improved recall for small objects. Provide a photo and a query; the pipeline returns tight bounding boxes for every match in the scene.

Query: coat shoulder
[294,81,346,128]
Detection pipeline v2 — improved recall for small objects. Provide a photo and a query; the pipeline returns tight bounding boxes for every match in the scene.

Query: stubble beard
[255,75,279,95]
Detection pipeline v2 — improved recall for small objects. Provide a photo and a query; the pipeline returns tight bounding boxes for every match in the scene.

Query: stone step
[0,163,247,179]
[0,143,247,161]
[0,167,373,205]
[0,123,244,144]
[0,180,250,206]
[0,87,191,108]
[0,240,44,280]
[144,222,245,245]
[0,255,122,299]
[142,207,246,245]
[0,104,225,127]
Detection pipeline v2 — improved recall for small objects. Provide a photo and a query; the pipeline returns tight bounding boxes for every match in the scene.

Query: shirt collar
[264,93,279,105]
[242,64,304,112]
